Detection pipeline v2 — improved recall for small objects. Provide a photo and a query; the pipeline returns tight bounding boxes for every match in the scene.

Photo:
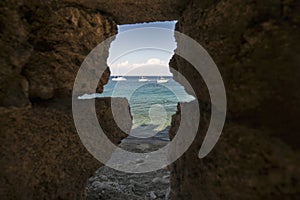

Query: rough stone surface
[171,0,300,146]
[1,0,300,199]
[0,0,116,106]
[62,0,186,24]
[0,0,183,198]
[169,107,300,199]
[86,139,171,200]
[169,0,300,199]
[0,0,187,106]
[0,98,131,199]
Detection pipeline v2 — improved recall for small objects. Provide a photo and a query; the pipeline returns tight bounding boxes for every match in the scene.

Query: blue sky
[107,21,177,76]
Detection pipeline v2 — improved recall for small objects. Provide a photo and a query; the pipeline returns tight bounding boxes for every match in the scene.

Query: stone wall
[0,0,185,198]
[63,0,186,24]
[0,97,131,199]
[169,0,300,199]
[0,0,117,106]
[0,0,129,198]
[0,0,186,107]
[1,0,300,199]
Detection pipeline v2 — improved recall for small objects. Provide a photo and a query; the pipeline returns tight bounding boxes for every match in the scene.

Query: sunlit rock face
[169,0,300,199]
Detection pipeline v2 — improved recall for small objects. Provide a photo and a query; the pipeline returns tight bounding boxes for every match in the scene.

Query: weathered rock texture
[0,0,186,198]
[169,0,300,199]
[0,0,116,106]
[1,0,300,199]
[63,0,187,24]
[0,0,130,199]
[0,0,188,107]
[0,97,130,199]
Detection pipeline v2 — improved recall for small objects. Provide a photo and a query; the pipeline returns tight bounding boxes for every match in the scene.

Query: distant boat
[112,76,127,81]
[157,77,169,84]
[138,76,149,82]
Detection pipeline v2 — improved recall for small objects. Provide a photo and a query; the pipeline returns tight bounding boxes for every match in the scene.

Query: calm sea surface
[80,76,194,140]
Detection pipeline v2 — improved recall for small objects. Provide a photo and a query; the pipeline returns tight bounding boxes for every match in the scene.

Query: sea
[79,76,195,141]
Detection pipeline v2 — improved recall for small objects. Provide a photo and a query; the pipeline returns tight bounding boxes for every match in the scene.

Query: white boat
[138,76,149,82]
[112,76,127,81]
[157,77,169,84]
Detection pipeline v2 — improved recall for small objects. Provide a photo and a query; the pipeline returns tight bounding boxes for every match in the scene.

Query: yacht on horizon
[138,76,149,82]
[157,76,169,84]
[111,76,127,81]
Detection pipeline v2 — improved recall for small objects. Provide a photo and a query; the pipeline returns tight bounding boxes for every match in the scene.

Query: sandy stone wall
[169,0,300,199]
[0,97,131,199]
[1,0,299,199]
[0,0,129,198]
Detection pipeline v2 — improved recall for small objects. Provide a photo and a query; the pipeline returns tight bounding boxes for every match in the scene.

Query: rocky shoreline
[86,137,171,200]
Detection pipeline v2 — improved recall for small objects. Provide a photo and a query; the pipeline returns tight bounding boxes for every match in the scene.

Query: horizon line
[110,75,173,77]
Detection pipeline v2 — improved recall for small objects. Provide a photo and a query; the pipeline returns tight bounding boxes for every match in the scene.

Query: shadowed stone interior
[0,0,299,199]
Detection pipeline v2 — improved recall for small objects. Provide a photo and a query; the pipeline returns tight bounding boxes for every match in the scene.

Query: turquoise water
[80,76,194,139]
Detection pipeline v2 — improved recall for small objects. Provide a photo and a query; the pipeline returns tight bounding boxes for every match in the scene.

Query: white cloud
[146,58,166,65]
[109,58,172,76]
[132,58,167,68]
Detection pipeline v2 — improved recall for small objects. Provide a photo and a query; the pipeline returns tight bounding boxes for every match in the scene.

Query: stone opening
[2,1,299,199]
[85,21,194,200]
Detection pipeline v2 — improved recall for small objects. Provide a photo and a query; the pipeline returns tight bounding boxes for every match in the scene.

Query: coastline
[87,127,171,200]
